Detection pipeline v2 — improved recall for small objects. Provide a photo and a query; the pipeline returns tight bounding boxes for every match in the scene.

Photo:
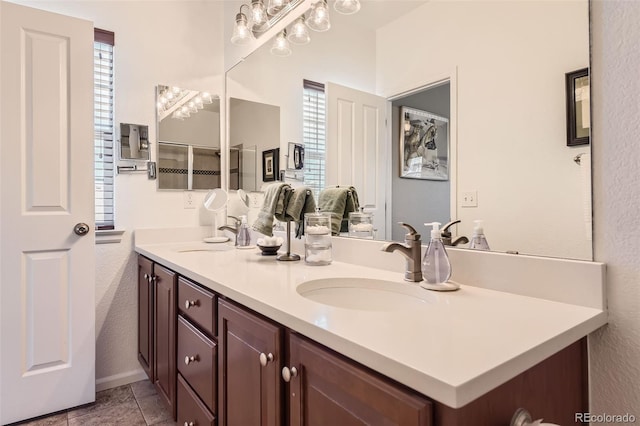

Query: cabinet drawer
[178,277,216,336]
[178,315,217,414]
[178,374,215,426]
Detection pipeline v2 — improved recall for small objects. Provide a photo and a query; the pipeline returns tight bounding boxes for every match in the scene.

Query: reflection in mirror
[229,97,280,191]
[119,123,149,160]
[156,84,221,190]
[226,0,591,260]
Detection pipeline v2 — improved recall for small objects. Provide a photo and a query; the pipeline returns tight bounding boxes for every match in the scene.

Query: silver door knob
[74,223,90,236]
[282,366,298,382]
[184,422,194,426]
[259,352,274,367]
[184,355,198,365]
[184,300,197,310]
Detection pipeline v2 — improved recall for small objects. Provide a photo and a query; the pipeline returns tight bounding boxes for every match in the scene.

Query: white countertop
[135,239,607,409]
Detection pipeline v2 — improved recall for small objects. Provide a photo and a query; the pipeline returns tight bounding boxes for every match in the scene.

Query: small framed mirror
[119,123,149,160]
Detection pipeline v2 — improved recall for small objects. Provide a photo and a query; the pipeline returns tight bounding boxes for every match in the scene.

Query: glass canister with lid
[348,208,374,239]
[304,210,332,265]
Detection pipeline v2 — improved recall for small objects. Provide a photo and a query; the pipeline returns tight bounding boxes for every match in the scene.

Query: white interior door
[1,2,95,423]
[325,82,388,238]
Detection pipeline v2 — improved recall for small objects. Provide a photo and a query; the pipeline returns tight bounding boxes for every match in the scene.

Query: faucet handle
[398,222,421,241]
[227,215,241,226]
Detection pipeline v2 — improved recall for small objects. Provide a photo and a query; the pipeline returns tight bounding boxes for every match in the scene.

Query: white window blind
[303,80,326,199]
[94,29,115,229]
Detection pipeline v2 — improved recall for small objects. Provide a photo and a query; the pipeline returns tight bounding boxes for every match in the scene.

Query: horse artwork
[399,106,449,180]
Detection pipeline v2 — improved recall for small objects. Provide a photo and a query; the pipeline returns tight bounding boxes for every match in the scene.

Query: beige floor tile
[67,385,136,419]
[136,394,175,425]
[130,379,157,400]
[13,411,68,426]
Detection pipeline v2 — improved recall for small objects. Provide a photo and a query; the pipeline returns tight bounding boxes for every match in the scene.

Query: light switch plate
[184,191,196,209]
[462,191,478,207]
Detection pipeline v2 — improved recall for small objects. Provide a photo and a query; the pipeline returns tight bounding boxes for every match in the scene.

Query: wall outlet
[462,191,478,207]
[184,191,196,209]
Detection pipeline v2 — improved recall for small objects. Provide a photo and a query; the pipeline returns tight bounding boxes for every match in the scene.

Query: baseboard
[95,369,148,392]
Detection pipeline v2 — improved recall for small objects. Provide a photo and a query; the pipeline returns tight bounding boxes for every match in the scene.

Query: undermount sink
[296,278,432,311]
[174,244,234,253]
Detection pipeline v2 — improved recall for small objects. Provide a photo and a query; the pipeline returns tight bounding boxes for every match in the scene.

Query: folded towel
[318,186,360,235]
[252,183,292,236]
[282,187,316,238]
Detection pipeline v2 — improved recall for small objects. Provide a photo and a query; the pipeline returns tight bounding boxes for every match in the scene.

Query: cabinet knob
[144,273,148,280]
[282,366,298,382]
[184,299,198,310]
[184,355,199,365]
[259,352,274,367]
[184,422,194,426]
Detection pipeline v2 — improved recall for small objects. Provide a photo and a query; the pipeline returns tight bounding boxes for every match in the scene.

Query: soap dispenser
[469,220,490,251]
[422,222,452,285]
[237,215,251,247]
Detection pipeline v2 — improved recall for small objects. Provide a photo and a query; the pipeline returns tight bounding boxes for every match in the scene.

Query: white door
[1,2,95,423]
[325,82,388,238]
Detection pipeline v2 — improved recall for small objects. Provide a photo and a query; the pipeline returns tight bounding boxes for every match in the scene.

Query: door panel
[326,83,387,238]
[1,2,95,424]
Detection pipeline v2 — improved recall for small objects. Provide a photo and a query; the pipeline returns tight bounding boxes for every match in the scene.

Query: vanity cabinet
[286,333,433,426]
[137,256,154,382]
[138,257,588,426]
[218,299,283,426]
[153,264,177,418]
[176,276,219,425]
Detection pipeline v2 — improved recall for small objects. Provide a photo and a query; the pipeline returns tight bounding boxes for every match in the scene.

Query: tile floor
[12,380,176,426]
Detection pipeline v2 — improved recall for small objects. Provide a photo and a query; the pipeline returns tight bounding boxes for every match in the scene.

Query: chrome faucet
[441,220,469,246]
[218,215,241,245]
[381,222,423,282]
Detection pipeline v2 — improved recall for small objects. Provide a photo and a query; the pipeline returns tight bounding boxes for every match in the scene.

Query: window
[302,80,326,199]
[94,29,115,230]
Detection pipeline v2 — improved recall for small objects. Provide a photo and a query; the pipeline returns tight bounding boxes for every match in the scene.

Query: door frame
[383,67,458,241]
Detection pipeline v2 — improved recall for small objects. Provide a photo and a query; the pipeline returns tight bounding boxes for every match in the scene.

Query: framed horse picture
[399,106,449,181]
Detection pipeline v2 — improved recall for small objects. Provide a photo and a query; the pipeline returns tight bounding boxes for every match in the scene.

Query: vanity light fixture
[250,0,269,31]
[307,0,331,32]
[271,29,292,56]
[287,15,310,45]
[231,6,255,45]
[267,0,290,16]
[157,85,217,121]
[334,0,360,15]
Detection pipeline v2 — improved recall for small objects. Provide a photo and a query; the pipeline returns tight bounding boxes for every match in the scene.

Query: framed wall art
[262,148,279,182]
[399,106,449,180]
[565,68,590,146]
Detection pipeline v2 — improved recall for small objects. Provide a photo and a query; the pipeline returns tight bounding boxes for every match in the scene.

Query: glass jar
[304,212,332,266]
[348,210,374,239]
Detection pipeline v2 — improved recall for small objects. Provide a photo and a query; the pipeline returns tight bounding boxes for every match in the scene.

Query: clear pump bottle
[469,220,490,251]
[237,215,251,247]
[422,222,452,284]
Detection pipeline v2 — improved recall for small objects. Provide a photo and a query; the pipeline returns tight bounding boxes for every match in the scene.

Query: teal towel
[318,186,360,235]
[252,183,292,236]
[283,187,316,238]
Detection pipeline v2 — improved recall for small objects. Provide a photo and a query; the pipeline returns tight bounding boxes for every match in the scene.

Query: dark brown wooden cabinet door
[154,264,177,419]
[137,255,154,382]
[288,333,432,426]
[218,299,283,426]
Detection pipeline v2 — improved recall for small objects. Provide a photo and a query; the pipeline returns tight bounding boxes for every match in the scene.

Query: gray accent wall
[391,83,451,242]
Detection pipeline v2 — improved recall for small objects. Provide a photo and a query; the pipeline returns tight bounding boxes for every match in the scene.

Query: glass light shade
[307,0,330,32]
[334,0,360,15]
[287,16,310,45]
[231,12,254,45]
[201,92,213,104]
[194,96,204,109]
[187,101,198,113]
[270,30,292,57]
[250,0,268,31]
[267,0,288,15]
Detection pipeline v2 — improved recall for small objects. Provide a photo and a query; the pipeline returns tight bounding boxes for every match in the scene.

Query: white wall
[9,0,225,387]
[376,1,591,260]
[590,0,640,415]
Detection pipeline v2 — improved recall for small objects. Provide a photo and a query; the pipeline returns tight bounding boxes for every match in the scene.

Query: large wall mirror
[156,85,222,190]
[225,0,591,260]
